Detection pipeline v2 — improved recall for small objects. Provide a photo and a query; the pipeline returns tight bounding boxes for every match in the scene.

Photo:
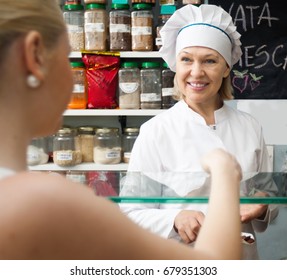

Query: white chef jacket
[119,100,278,259]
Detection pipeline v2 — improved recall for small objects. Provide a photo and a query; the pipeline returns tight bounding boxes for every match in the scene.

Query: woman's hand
[174,210,205,244]
[240,191,269,223]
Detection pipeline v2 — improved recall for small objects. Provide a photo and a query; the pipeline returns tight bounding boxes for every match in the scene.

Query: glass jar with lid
[78,126,95,163]
[84,3,108,51]
[27,137,49,166]
[131,0,155,3]
[155,5,176,50]
[109,4,131,51]
[119,62,140,109]
[84,0,106,4]
[122,127,140,163]
[53,128,82,166]
[162,62,176,109]
[182,0,202,5]
[93,127,122,164]
[140,62,162,109]
[66,171,87,184]
[63,4,85,52]
[68,61,87,109]
[131,3,153,51]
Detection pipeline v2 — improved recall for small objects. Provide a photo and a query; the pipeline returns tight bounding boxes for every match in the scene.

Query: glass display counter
[62,170,287,260]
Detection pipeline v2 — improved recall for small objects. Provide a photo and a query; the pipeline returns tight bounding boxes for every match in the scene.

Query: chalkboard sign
[208,0,287,99]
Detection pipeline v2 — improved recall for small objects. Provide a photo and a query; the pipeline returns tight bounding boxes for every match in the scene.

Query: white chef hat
[159,4,242,72]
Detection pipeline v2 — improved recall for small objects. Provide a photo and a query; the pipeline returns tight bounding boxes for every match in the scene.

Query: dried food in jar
[68,61,87,109]
[84,0,106,3]
[93,127,122,164]
[84,3,107,51]
[109,4,131,51]
[53,150,81,166]
[131,3,153,51]
[119,62,140,109]
[63,4,85,51]
[140,62,162,109]
[78,126,95,162]
[161,62,176,109]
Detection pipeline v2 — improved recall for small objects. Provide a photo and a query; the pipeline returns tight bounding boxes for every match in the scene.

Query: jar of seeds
[131,3,153,51]
[78,126,95,163]
[119,62,140,109]
[63,4,85,52]
[84,3,108,51]
[140,62,162,109]
[53,128,81,167]
[109,4,131,51]
[162,62,176,109]
[122,127,139,163]
[93,127,122,164]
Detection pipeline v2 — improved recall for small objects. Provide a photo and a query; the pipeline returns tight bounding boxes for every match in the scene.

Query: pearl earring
[27,74,41,88]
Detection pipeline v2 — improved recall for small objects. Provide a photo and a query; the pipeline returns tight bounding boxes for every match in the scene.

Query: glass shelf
[54,170,287,204]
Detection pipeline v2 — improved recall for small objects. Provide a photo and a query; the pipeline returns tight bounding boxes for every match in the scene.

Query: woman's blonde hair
[0,0,66,62]
[173,75,234,101]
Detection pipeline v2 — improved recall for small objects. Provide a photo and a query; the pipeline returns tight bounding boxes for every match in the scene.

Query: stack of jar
[28,126,140,166]
[62,1,161,52]
[118,61,176,109]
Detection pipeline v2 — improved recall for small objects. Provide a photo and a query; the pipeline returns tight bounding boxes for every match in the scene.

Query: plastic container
[78,126,95,163]
[84,3,107,51]
[155,5,176,50]
[68,61,87,109]
[131,3,153,51]
[119,62,140,109]
[122,127,139,163]
[140,62,162,109]
[93,128,122,164]
[161,62,176,109]
[84,0,106,3]
[182,0,202,5]
[109,4,131,51]
[53,128,82,166]
[63,4,85,51]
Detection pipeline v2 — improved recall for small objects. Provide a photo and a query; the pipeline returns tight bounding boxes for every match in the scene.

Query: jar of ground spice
[84,0,106,4]
[122,127,139,163]
[161,62,177,109]
[78,126,95,163]
[84,3,108,51]
[93,128,122,164]
[68,61,87,109]
[63,4,85,51]
[182,0,202,5]
[109,4,131,51]
[53,128,81,167]
[140,62,162,109]
[131,3,153,51]
[119,62,140,109]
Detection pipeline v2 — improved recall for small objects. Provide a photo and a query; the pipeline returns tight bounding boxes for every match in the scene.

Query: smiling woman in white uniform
[120,4,278,260]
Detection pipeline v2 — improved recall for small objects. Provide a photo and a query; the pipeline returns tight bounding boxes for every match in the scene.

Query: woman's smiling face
[175,46,230,108]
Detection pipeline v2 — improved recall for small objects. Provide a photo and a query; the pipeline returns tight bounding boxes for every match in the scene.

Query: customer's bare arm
[195,149,242,259]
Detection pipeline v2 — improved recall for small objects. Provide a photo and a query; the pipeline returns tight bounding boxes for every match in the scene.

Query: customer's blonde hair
[0,0,66,63]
